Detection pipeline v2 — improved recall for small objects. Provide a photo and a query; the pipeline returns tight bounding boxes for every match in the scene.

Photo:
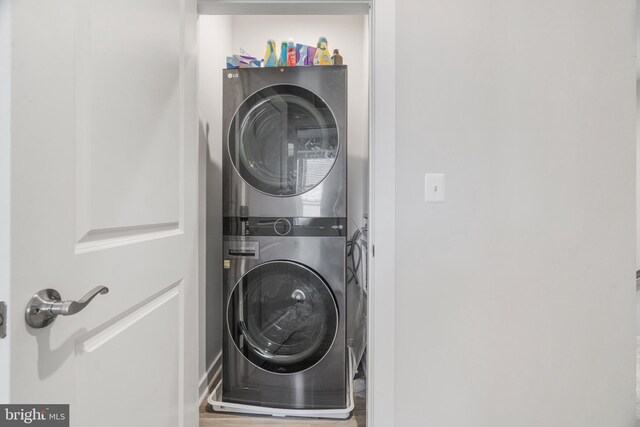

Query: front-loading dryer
[223,66,347,219]
[222,217,347,409]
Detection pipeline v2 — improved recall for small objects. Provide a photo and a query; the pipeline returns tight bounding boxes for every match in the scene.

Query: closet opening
[197,11,371,426]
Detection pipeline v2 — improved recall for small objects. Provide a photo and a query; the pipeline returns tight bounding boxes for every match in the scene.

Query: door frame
[0,0,11,405]
[367,1,396,426]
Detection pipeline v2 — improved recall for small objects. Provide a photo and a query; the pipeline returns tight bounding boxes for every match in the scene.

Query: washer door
[228,84,338,196]
[227,261,339,374]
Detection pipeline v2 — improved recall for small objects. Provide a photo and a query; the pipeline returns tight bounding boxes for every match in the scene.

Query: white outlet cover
[425,173,445,202]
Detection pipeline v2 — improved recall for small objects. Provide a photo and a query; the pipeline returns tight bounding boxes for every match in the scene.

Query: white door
[0,0,199,426]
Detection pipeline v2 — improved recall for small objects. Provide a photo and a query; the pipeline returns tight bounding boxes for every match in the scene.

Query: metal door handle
[25,286,109,328]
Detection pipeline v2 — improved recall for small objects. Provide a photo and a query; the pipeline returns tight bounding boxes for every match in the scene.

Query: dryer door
[228,84,338,197]
[227,260,339,374]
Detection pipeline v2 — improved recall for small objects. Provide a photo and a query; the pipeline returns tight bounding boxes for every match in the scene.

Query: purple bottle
[305,46,317,66]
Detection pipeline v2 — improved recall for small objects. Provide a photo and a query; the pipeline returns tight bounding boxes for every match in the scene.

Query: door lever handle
[25,286,109,329]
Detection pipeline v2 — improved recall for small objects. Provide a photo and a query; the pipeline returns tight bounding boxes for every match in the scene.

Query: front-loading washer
[221,217,347,409]
[222,66,347,219]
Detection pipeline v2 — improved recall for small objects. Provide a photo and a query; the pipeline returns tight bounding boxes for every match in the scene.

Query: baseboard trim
[199,352,222,403]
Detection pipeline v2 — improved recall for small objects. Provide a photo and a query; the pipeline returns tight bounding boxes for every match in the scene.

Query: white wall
[395,1,636,426]
[229,14,369,232]
[198,14,232,398]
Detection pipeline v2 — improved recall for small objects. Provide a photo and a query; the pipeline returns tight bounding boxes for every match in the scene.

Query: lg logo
[227,72,239,79]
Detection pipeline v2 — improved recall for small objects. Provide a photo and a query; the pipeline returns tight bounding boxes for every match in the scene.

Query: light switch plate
[425,173,445,202]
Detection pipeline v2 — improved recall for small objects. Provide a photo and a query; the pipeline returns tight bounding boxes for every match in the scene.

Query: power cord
[347,228,364,285]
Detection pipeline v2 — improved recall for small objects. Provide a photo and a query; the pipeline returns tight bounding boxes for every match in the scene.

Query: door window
[228,85,338,196]
[227,261,338,374]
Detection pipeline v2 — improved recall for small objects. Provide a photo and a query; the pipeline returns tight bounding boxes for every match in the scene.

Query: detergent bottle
[263,39,278,67]
[331,49,343,65]
[314,36,332,65]
[279,41,288,66]
[287,38,296,67]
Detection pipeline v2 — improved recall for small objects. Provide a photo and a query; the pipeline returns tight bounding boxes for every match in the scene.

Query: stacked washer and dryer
[221,66,349,412]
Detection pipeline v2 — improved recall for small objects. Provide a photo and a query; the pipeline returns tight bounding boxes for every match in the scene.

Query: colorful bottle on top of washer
[295,43,306,66]
[305,46,317,66]
[279,41,288,66]
[314,36,332,65]
[287,38,296,67]
[263,39,278,67]
[331,49,343,65]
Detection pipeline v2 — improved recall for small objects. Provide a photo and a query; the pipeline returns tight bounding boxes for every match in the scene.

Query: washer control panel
[223,217,346,237]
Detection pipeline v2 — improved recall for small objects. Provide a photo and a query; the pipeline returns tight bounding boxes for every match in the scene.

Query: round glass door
[227,261,338,374]
[228,84,339,196]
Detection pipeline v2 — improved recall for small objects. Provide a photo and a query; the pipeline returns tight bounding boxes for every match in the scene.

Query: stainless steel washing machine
[222,218,347,409]
[223,66,347,219]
